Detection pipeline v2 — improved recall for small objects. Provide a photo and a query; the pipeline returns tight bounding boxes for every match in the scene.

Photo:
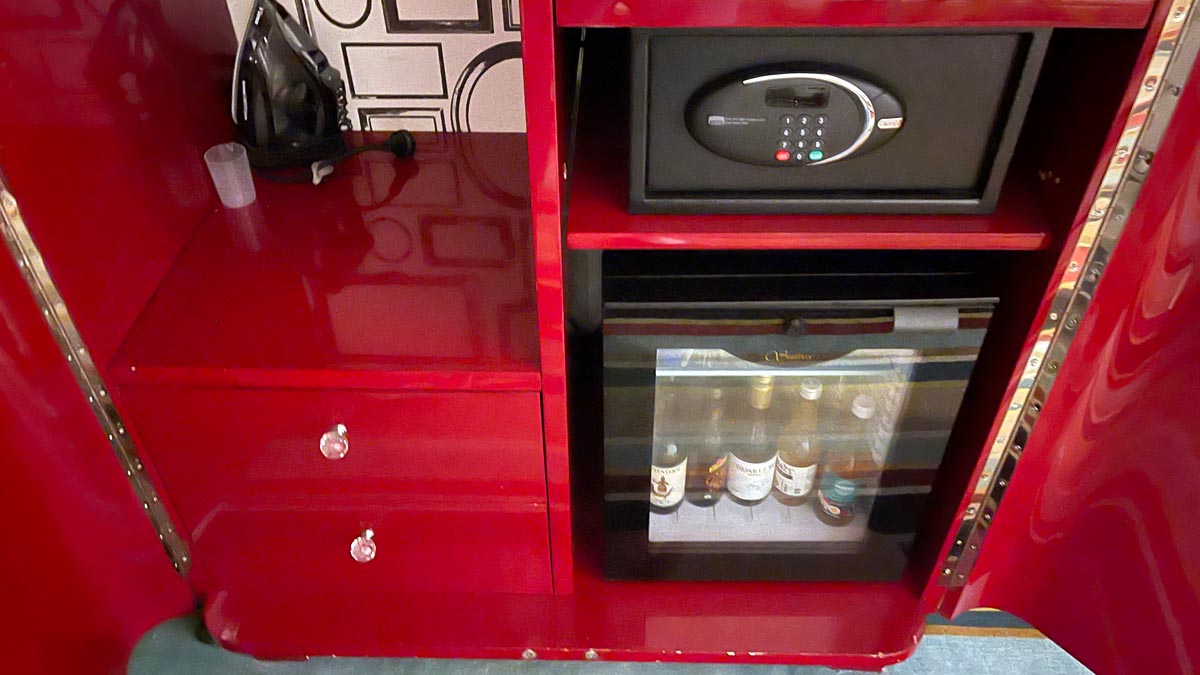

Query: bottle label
[773,458,816,497]
[818,472,858,519]
[726,454,776,501]
[704,455,728,491]
[818,491,844,518]
[650,459,686,508]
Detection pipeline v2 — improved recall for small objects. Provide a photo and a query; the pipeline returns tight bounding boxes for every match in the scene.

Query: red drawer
[196,498,552,598]
[119,386,547,527]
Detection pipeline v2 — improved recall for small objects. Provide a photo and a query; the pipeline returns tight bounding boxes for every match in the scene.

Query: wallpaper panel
[227,0,526,132]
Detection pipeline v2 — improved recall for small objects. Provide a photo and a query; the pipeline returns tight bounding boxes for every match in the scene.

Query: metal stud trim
[0,185,191,576]
[941,0,1200,586]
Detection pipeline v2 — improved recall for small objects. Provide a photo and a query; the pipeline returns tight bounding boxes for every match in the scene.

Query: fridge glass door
[602,302,991,582]
[648,347,915,550]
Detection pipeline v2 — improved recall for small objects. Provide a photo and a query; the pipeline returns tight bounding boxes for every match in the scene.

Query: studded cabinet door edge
[940,0,1200,586]
[0,185,191,576]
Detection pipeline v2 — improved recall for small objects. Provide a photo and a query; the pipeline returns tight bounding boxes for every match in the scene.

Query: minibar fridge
[602,251,999,581]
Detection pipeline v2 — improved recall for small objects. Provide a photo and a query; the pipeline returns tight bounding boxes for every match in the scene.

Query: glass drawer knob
[319,423,349,460]
[350,529,376,563]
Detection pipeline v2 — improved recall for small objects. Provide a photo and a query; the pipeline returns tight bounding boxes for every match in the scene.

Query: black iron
[232,0,350,170]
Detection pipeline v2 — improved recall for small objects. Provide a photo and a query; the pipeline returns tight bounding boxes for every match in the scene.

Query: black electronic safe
[629,30,1050,215]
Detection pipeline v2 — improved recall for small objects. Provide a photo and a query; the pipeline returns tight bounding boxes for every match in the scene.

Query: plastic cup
[203,142,257,208]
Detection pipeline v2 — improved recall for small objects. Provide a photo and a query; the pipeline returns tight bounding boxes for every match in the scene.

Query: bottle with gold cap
[727,375,777,505]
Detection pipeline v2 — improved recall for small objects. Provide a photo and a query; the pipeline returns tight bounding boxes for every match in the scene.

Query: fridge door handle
[893,306,961,333]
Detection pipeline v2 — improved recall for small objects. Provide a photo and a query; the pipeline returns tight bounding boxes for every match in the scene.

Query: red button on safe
[775,149,791,162]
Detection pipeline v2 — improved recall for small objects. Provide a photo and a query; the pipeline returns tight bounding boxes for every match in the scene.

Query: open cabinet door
[941,8,1200,674]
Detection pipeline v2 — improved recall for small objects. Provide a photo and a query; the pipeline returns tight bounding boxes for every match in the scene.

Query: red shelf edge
[565,162,1054,251]
[554,0,1154,30]
[106,363,542,392]
[566,223,1050,251]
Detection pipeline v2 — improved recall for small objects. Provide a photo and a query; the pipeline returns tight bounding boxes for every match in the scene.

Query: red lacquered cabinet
[117,386,551,600]
[116,387,548,517]
[1,0,1199,673]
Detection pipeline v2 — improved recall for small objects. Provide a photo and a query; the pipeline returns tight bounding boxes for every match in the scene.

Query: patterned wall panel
[227,0,525,132]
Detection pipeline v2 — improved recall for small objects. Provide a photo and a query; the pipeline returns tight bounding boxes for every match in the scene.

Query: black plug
[382,130,416,159]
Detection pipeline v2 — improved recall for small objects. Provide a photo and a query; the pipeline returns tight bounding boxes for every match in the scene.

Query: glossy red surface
[120,384,553,651]
[111,133,540,392]
[521,0,576,593]
[0,238,194,674]
[950,28,1200,675]
[921,0,1178,613]
[206,590,558,660]
[119,386,547,540]
[199,498,554,656]
[556,0,1155,29]
[2,0,1196,669]
[568,163,1053,251]
[560,572,922,667]
[0,1,229,672]
[197,557,924,667]
[0,0,237,370]
[911,26,1152,615]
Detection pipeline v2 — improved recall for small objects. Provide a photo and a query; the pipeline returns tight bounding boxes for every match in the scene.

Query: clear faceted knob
[350,529,376,563]
[319,424,349,460]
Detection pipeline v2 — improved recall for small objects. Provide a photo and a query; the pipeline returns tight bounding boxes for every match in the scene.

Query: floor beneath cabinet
[128,613,1091,674]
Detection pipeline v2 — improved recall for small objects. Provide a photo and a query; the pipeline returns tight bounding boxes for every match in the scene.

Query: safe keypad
[775,114,830,163]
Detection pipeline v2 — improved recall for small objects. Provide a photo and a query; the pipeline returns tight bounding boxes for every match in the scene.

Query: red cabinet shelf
[112,133,541,392]
[196,550,922,667]
[566,132,1052,252]
[556,0,1154,29]
[562,564,924,668]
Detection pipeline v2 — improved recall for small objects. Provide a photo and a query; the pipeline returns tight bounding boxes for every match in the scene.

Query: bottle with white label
[650,442,686,513]
[727,375,776,505]
[773,378,822,506]
[649,390,686,513]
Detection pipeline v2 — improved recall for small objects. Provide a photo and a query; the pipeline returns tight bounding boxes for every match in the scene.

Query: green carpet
[129,614,1090,674]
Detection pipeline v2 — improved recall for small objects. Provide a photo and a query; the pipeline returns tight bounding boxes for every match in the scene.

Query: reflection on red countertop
[112,132,540,391]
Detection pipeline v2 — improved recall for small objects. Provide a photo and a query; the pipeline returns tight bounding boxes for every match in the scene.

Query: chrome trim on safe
[741,73,877,165]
